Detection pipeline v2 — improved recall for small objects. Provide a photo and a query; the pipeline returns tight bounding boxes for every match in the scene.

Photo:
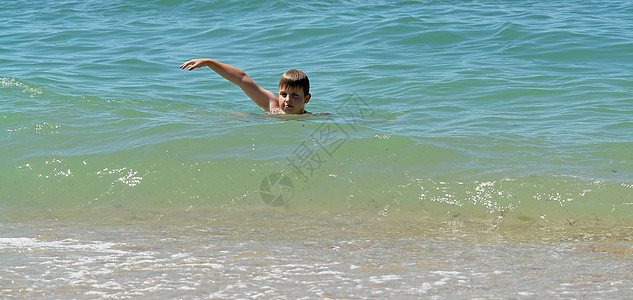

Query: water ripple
[2,0,633,180]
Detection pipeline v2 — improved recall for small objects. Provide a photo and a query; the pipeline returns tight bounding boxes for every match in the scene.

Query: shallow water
[2,218,633,299]
[2,0,633,298]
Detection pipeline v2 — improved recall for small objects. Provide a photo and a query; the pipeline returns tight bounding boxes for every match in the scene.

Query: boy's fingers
[188,61,201,70]
[180,60,195,69]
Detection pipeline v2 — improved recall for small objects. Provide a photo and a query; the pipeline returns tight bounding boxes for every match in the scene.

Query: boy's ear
[304,93,311,103]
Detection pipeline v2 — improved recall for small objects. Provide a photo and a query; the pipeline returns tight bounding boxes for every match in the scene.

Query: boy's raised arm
[180,59,278,111]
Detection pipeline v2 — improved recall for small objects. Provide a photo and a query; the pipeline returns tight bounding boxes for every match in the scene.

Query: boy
[180,59,311,114]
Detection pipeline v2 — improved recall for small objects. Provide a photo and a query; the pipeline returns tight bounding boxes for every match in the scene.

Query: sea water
[2,0,633,298]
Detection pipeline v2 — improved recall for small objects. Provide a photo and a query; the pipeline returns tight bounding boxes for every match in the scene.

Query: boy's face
[278,86,310,114]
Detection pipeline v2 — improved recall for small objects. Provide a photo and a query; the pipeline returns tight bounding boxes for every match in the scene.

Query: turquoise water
[2,1,633,298]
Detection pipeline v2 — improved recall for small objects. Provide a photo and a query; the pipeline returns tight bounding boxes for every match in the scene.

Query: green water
[2,1,633,298]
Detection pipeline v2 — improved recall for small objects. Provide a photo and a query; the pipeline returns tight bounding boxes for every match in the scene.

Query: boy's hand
[178,58,279,112]
[180,59,208,71]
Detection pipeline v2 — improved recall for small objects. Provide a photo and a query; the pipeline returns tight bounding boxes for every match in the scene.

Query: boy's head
[278,69,311,114]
